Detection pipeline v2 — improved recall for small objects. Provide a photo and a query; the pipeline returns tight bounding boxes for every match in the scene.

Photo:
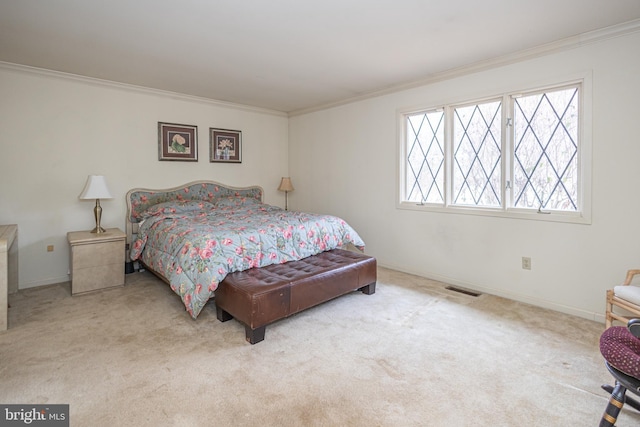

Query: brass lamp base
[91,199,106,233]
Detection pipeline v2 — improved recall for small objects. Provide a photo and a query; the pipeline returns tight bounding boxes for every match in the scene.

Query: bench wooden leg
[359,282,376,295]
[217,305,266,344]
[216,306,233,322]
[246,325,266,344]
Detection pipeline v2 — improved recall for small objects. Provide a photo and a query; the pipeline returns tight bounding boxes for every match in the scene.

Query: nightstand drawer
[72,263,124,294]
[71,240,123,269]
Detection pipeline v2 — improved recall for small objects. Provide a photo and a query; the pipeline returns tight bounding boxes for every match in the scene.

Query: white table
[0,224,18,331]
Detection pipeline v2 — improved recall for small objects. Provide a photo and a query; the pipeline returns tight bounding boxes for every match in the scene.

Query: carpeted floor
[1,267,638,426]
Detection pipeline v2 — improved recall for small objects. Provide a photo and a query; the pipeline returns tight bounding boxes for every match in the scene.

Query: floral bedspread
[129,199,365,319]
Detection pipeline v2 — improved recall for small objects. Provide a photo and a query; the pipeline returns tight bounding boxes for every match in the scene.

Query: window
[406,111,444,204]
[400,82,588,222]
[512,87,579,211]
[452,99,502,207]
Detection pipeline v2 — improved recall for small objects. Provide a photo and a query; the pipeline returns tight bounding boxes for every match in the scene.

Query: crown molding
[0,61,288,118]
[289,18,640,117]
[2,18,638,118]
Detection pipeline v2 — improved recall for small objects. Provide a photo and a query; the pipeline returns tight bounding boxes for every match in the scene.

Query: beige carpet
[1,267,638,427]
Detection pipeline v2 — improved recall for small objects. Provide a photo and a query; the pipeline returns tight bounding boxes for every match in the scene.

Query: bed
[125,180,376,337]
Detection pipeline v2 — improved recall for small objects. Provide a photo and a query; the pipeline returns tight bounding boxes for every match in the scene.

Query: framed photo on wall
[158,122,198,161]
[210,128,242,163]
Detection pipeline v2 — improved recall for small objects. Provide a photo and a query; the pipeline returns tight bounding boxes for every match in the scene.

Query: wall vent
[445,286,481,297]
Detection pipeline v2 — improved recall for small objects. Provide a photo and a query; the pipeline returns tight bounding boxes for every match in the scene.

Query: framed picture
[158,122,198,161]
[210,128,242,163]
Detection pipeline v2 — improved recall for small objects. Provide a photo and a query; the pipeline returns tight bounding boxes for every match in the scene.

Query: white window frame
[397,74,592,224]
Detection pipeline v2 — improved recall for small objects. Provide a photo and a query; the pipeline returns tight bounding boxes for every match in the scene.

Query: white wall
[289,29,640,323]
[2,29,639,324]
[0,66,289,289]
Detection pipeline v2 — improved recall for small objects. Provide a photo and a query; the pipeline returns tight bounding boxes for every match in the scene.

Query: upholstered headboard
[125,180,263,262]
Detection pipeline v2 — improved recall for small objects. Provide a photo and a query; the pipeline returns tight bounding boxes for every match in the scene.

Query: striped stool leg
[600,382,626,427]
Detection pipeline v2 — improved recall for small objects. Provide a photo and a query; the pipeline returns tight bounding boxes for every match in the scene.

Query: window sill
[396,202,591,225]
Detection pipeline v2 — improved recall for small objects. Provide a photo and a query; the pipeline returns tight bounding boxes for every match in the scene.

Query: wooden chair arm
[623,269,640,285]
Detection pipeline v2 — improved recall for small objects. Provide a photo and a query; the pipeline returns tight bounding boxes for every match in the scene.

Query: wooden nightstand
[67,228,125,295]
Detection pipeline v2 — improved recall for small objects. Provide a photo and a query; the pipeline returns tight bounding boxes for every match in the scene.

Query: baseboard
[19,275,70,290]
[378,262,605,325]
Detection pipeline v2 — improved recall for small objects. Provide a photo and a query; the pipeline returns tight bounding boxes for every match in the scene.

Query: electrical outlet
[47,245,54,252]
[522,256,531,270]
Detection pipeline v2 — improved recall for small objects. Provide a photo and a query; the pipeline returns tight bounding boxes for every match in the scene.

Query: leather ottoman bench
[214,249,377,344]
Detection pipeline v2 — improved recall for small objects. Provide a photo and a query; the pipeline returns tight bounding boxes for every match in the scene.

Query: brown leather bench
[214,249,377,344]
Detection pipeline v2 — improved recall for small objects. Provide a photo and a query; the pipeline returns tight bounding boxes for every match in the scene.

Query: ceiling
[1,1,640,114]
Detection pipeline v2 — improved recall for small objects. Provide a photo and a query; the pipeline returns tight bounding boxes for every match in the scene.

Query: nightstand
[67,228,125,295]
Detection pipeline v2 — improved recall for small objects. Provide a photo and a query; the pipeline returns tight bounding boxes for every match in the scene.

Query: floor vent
[445,286,481,297]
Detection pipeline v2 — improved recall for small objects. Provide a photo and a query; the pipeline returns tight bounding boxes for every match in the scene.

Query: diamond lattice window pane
[405,111,444,204]
[513,87,578,210]
[452,100,502,206]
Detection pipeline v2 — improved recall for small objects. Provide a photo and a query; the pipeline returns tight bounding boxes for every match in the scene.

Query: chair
[599,318,640,426]
[606,269,640,328]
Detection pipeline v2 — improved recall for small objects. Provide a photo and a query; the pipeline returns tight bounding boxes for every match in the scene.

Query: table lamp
[79,175,113,233]
[277,177,294,211]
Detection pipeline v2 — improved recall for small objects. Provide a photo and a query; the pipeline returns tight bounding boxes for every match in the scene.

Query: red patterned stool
[599,319,640,426]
